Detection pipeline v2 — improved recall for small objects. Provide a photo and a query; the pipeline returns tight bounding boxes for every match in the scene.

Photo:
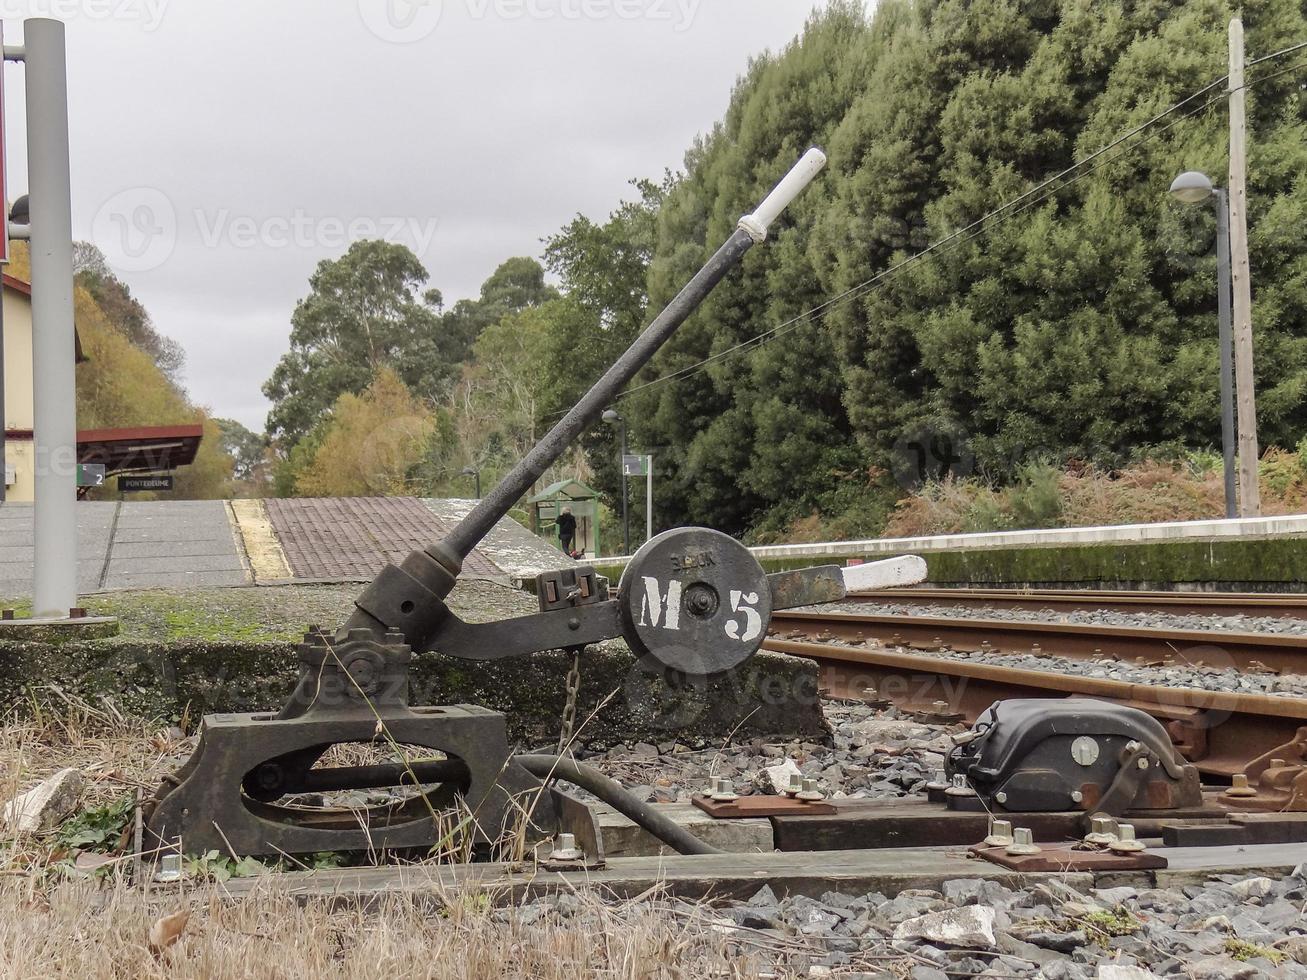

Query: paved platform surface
[423,498,573,582]
[264,497,504,580]
[1,497,576,598]
[0,500,247,598]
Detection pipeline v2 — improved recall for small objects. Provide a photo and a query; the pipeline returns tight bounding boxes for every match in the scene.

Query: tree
[73,243,186,382]
[264,245,558,456]
[293,367,439,497]
[263,240,449,449]
[552,0,1307,538]
[214,418,270,490]
[437,256,559,367]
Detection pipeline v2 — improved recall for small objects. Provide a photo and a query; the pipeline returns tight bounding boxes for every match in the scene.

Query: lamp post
[460,465,481,499]
[602,408,629,555]
[1171,170,1236,520]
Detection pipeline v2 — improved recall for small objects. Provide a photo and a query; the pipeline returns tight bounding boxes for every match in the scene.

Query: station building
[2,274,203,501]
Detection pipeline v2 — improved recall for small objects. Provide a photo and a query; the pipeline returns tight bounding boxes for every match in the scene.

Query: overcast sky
[2,0,831,432]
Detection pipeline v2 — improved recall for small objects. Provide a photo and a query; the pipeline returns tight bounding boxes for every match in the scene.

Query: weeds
[1075,906,1142,944]
[55,794,135,852]
[1224,937,1286,964]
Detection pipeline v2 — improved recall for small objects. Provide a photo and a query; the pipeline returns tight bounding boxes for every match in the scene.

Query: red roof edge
[76,423,205,444]
[2,273,31,296]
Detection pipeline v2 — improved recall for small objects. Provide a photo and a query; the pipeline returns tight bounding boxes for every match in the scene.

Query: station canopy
[76,423,204,475]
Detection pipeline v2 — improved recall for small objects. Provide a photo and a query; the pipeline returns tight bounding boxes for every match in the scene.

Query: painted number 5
[725,591,762,643]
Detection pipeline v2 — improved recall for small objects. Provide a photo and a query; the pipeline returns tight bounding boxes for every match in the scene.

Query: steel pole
[619,418,629,556]
[1213,189,1237,520]
[646,450,653,544]
[0,283,6,505]
[1228,18,1261,516]
[25,19,77,616]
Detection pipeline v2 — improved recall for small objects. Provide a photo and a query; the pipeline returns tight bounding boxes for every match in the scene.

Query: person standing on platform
[558,506,577,557]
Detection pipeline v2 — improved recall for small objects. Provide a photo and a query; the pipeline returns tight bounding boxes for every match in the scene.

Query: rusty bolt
[549,833,583,862]
[1109,824,1146,854]
[984,819,1014,848]
[1006,828,1041,856]
[1224,773,1258,798]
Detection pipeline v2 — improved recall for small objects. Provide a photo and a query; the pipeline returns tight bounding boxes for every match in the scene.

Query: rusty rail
[851,587,1307,619]
[770,609,1307,676]
[763,635,1307,777]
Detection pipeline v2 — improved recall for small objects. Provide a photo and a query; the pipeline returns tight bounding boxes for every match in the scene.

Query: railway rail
[762,619,1307,777]
[854,586,1307,618]
[770,608,1307,675]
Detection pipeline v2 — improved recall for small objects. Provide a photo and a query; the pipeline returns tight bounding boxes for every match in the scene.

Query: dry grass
[884,451,1307,537]
[0,699,864,978]
[0,877,796,978]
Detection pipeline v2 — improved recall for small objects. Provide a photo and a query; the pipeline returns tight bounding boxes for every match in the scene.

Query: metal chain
[556,649,582,754]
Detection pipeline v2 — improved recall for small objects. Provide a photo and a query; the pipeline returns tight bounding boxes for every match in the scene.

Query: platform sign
[622,454,650,477]
[76,464,106,488]
[119,474,174,493]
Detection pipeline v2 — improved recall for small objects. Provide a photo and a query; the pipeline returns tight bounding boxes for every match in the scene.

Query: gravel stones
[893,906,999,948]
[582,698,956,804]
[805,599,1307,698]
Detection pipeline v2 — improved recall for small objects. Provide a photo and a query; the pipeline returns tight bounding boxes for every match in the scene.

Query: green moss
[1224,938,1286,964]
[1075,907,1141,944]
[162,610,282,643]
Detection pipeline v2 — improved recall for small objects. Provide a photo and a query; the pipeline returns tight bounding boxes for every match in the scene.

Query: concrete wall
[2,285,34,502]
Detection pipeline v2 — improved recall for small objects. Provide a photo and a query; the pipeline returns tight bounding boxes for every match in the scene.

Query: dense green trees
[261,0,1307,543]
[615,0,1307,537]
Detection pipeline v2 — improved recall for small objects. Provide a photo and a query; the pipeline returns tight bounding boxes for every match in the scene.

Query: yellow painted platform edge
[228,499,293,583]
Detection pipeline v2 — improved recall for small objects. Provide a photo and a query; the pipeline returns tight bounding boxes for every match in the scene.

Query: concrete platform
[749,513,1307,561]
[423,498,574,582]
[0,500,247,598]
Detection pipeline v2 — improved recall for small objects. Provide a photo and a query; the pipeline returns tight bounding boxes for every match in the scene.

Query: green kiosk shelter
[529,479,601,558]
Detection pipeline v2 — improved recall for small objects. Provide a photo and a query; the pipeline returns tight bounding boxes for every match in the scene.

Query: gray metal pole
[1214,189,1237,520]
[0,282,6,505]
[646,450,653,544]
[25,19,77,616]
[619,418,629,556]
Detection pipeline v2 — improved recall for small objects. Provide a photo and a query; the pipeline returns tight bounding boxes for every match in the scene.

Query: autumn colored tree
[293,367,438,497]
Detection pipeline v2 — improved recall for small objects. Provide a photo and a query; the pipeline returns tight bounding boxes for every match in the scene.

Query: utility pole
[1228,16,1261,517]
[25,19,79,615]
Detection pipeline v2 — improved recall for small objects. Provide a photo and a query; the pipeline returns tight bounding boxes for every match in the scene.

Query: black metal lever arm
[424,565,847,664]
[423,600,625,661]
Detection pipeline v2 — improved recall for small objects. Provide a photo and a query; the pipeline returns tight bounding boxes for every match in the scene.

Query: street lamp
[1170,170,1236,520]
[461,465,481,499]
[602,408,630,555]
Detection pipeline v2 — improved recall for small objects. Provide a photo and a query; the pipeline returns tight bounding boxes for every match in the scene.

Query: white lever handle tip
[739,147,827,242]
